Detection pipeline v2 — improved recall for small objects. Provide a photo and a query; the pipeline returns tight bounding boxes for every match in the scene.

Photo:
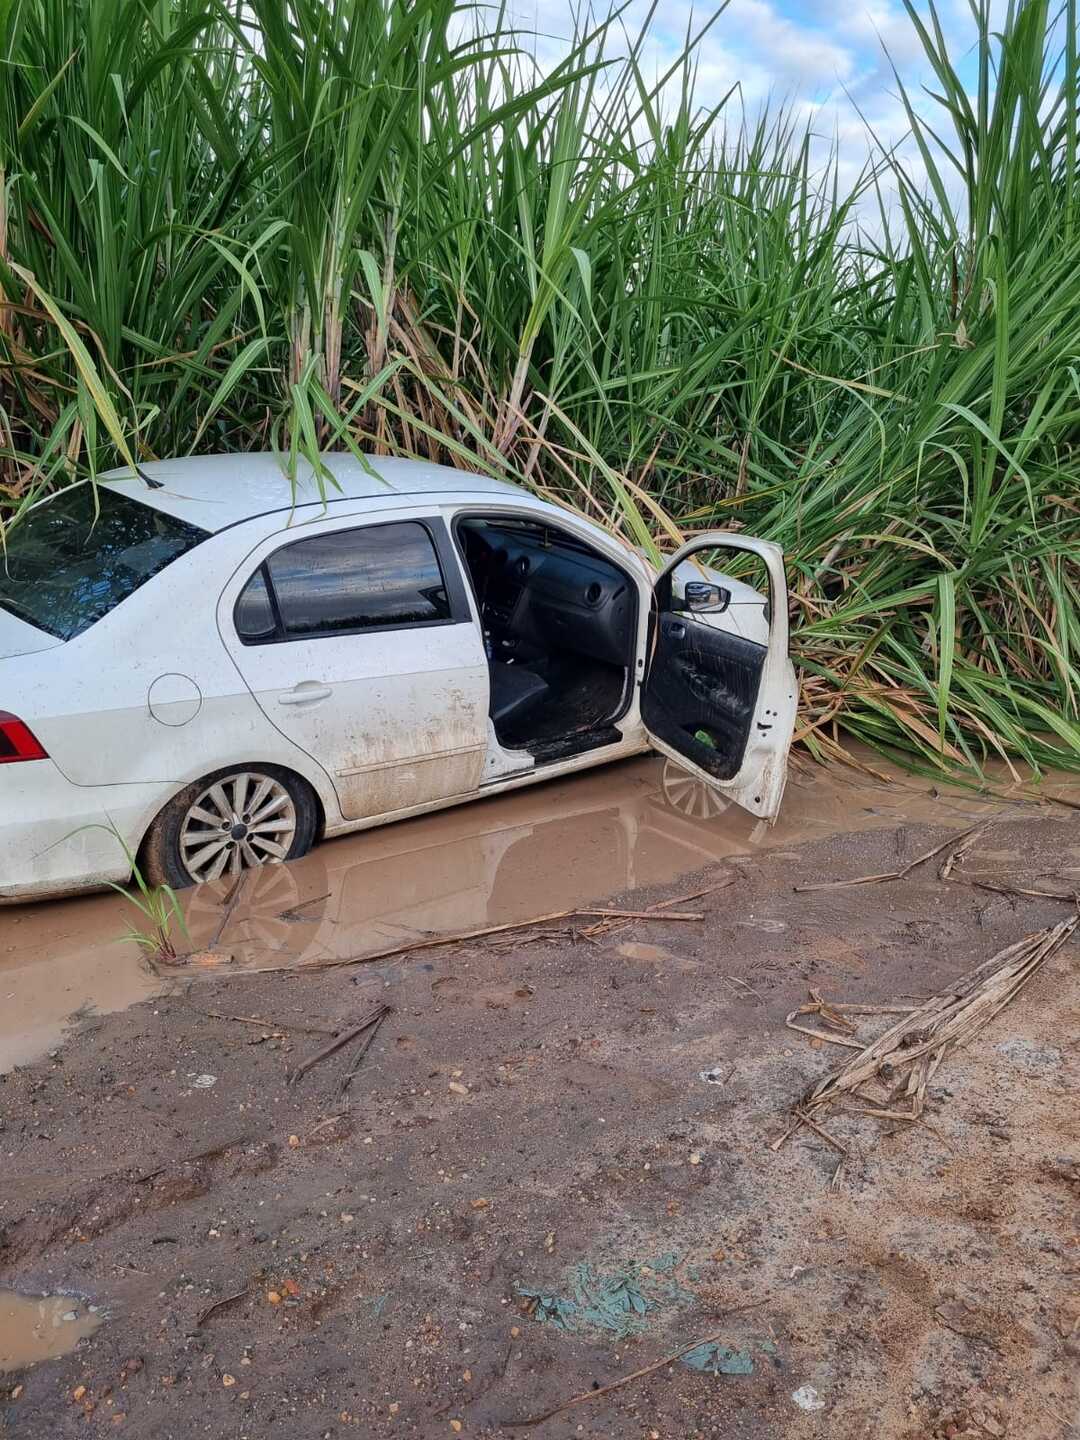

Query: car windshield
[0,485,209,640]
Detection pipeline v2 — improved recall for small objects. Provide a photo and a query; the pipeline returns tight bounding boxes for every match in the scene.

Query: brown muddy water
[2,752,1076,1073]
[0,1292,102,1372]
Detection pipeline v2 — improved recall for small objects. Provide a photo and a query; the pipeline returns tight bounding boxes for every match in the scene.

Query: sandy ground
[1,813,1078,1439]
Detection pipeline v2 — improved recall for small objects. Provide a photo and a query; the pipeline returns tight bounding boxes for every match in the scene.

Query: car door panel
[642,534,797,820]
[318,633,490,819]
[218,515,489,824]
[646,616,766,779]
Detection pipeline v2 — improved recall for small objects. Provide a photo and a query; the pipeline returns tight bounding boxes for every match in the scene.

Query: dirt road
[1,809,1078,1439]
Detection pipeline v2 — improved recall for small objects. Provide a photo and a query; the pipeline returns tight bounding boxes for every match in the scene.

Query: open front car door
[641,533,797,822]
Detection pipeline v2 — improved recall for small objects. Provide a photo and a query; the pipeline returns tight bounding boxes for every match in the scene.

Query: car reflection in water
[178,756,757,973]
[1,747,1014,1072]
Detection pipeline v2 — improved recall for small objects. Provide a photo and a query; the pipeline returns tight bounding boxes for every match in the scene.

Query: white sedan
[0,454,797,901]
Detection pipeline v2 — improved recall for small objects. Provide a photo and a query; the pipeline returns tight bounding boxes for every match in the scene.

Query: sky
[504,0,996,213]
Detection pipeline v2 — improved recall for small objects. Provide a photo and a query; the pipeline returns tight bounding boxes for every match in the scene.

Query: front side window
[235,521,453,644]
[0,486,208,641]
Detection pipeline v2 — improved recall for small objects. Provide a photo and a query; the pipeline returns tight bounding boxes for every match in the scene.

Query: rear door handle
[278,682,332,706]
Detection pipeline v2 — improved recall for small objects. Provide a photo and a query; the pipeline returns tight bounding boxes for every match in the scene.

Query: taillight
[0,711,48,763]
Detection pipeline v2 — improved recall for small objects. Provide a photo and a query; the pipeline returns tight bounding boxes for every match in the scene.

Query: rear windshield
[0,486,209,641]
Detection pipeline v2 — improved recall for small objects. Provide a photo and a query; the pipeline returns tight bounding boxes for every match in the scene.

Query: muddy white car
[0,455,796,900]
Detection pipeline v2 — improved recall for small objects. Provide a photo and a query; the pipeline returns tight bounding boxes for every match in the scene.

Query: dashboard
[458,521,637,668]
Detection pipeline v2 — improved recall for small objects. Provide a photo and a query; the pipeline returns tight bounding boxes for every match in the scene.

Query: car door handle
[667,621,687,639]
[277,683,332,706]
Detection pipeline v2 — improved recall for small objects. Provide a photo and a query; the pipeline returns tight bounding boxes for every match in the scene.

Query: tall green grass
[0,0,1077,777]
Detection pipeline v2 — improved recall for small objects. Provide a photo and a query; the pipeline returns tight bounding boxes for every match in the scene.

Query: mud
[0,802,1077,1439]
[5,750,1074,1073]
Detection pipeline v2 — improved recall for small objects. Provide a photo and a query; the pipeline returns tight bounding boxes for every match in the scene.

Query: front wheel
[660,758,733,820]
[140,766,318,889]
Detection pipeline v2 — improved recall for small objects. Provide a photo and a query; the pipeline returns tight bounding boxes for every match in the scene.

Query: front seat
[490,661,548,728]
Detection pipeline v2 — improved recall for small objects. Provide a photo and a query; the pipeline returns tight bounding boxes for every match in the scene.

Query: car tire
[140,764,319,890]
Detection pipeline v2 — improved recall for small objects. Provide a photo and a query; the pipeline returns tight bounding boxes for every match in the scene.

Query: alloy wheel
[178,771,298,883]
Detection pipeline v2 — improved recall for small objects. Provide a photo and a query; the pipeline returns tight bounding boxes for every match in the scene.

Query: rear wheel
[141,766,318,889]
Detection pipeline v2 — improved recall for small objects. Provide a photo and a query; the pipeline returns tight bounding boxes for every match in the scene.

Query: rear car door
[641,534,797,821]
[219,515,489,822]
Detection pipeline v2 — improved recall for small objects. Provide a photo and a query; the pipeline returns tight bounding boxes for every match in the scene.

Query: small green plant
[71,821,189,963]
[108,858,188,964]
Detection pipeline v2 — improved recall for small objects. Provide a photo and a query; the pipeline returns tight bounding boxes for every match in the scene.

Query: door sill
[479,730,630,787]
[525,726,624,764]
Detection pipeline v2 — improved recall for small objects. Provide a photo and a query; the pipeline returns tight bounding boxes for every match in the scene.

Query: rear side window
[234,569,278,642]
[235,521,453,644]
[0,486,209,641]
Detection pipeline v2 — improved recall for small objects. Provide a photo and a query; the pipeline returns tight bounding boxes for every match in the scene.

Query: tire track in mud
[2,1138,280,1268]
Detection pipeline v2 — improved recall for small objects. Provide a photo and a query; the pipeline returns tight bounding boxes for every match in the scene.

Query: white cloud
[484,0,993,228]
[710,0,857,91]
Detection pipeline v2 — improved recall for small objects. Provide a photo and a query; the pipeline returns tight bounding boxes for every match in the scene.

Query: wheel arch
[135,759,328,885]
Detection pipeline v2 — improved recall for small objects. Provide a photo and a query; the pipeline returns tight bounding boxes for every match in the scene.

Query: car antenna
[134,464,164,490]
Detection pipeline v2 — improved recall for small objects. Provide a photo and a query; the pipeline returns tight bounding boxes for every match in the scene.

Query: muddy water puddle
[0,1292,101,1372]
[2,752,1076,1071]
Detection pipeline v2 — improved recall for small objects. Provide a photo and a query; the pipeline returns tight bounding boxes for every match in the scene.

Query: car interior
[455,515,638,762]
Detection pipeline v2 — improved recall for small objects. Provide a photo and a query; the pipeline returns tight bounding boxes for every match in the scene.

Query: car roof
[101,452,525,533]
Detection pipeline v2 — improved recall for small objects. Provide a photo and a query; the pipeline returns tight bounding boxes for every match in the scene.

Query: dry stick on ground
[787,912,1080,1152]
[194,1288,250,1328]
[721,973,765,1003]
[793,822,987,893]
[216,903,710,979]
[792,1107,851,1157]
[805,987,860,1034]
[180,1002,338,1037]
[938,818,995,880]
[288,1002,389,1085]
[484,928,575,950]
[501,1301,767,1429]
[969,878,1076,902]
[336,1009,388,1101]
[582,878,734,940]
[294,907,704,974]
[785,998,919,1050]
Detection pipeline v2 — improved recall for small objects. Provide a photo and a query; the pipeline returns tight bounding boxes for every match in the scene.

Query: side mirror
[679,580,731,615]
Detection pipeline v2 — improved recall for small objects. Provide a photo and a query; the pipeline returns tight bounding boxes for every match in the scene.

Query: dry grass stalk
[288,1001,389,1086]
[785,994,918,1050]
[799,912,1079,1133]
[969,878,1076,902]
[938,819,994,880]
[793,823,987,894]
[581,880,733,940]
